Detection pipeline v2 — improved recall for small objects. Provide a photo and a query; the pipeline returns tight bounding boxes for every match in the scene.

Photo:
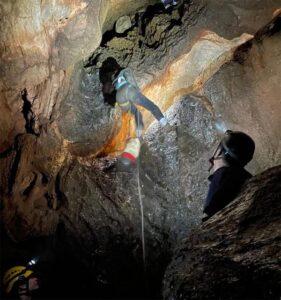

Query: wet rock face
[142,97,218,241]
[163,165,281,300]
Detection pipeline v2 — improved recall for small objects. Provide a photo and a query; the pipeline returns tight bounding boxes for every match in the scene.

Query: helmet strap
[208,143,223,171]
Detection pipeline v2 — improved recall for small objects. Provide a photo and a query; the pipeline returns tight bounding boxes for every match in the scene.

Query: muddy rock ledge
[163,165,281,300]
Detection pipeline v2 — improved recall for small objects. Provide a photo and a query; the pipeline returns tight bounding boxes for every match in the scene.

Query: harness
[113,74,128,90]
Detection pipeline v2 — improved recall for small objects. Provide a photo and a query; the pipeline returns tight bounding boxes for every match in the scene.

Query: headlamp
[27,258,38,267]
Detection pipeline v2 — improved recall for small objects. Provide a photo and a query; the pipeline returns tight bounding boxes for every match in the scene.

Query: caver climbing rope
[132,17,148,269]
[124,14,165,270]
[118,11,166,270]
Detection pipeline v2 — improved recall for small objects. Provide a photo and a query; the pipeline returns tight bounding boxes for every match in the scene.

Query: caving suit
[114,68,167,137]
[203,166,252,220]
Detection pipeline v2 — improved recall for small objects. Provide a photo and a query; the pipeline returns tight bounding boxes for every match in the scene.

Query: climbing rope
[119,12,147,270]
[134,15,149,270]
[136,107,146,270]
[137,151,146,268]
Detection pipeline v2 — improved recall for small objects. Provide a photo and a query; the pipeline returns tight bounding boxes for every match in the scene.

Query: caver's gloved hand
[136,127,143,139]
[159,117,168,127]
[160,117,175,134]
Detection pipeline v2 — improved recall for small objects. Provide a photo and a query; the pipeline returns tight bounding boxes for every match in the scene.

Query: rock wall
[0,0,104,149]
[0,0,153,152]
[163,165,281,300]
[0,0,281,299]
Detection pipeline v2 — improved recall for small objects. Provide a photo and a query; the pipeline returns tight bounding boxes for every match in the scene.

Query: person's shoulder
[227,165,252,180]
[212,166,230,176]
[208,166,230,182]
[211,166,247,180]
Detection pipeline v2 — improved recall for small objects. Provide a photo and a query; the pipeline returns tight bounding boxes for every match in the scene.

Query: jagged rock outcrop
[163,165,281,300]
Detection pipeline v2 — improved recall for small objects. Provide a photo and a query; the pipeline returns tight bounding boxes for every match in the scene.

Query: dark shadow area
[255,13,281,42]
[101,3,171,47]
[99,57,122,107]
[234,13,281,64]
[7,136,22,194]
[140,2,184,38]
[21,89,39,137]
[0,221,170,299]
[233,40,253,64]
[209,257,281,300]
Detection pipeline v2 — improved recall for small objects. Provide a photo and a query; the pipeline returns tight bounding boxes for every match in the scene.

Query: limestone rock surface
[0,1,281,299]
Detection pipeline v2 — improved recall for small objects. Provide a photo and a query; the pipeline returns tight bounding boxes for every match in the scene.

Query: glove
[159,117,168,127]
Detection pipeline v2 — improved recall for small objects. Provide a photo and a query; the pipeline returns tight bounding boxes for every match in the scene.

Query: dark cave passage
[21,89,39,137]
[99,57,122,107]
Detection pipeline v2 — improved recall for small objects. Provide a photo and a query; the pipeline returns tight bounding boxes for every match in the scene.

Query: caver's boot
[117,138,141,171]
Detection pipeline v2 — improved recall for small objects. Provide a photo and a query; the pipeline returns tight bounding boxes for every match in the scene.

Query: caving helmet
[3,266,34,294]
[210,130,255,167]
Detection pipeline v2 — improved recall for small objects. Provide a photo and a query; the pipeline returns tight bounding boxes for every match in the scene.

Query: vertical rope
[137,156,146,268]
[136,109,146,269]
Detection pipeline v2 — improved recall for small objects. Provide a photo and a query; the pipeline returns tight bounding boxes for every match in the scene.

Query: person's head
[209,130,255,171]
[3,266,40,297]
